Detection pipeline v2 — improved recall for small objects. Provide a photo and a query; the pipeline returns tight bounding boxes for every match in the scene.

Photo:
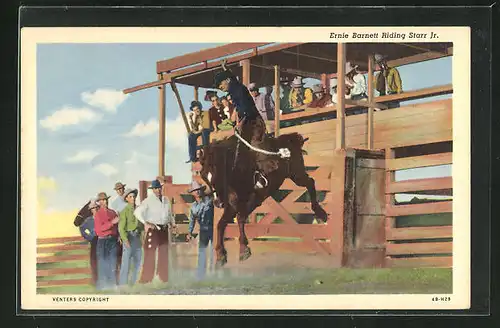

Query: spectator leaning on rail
[374,53,403,109]
[279,76,293,114]
[213,60,275,190]
[208,93,227,133]
[134,179,177,283]
[94,192,120,291]
[79,199,99,286]
[289,76,313,109]
[345,62,368,101]
[217,96,235,131]
[308,84,333,109]
[186,100,210,163]
[185,181,215,280]
[249,83,275,135]
[118,188,143,287]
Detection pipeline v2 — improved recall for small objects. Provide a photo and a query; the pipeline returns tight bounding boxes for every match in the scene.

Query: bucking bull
[197,131,329,267]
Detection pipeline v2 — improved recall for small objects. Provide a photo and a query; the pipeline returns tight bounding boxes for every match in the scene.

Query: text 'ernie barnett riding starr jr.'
[329,32,439,40]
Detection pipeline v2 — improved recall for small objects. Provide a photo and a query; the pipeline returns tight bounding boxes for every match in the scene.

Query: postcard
[20,26,470,311]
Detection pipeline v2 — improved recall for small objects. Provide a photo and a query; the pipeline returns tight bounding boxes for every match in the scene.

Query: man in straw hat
[185,181,214,280]
[94,192,120,290]
[118,188,142,286]
[213,60,275,190]
[373,53,403,109]
[109,182,128,215]
[134,179,177,283]
[289,76,313,109]
[345,61,368,102]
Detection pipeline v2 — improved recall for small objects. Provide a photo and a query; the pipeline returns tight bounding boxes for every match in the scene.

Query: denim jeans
[119,231,143,286]
[96,235,118,290]
[196,229,213,280]
[188,129,211,161]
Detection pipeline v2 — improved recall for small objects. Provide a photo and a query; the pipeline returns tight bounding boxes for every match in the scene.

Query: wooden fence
[384,141,453,268]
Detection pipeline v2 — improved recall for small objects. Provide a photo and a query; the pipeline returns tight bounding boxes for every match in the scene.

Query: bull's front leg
[215,208,235,268]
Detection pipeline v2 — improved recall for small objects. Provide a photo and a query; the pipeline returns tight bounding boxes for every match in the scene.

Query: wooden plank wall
[384,143,453,268]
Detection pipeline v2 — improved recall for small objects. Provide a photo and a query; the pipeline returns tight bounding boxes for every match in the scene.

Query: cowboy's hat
[213,70,233,89]
[311,84,323,93]
[96,192,111,201]
[291,76,305,88]
[187,180,206,193]
[122,188,138,200]
[114,182,126,190]
[374,53,388,64]
[345,62,359,74]
[148,179,162,189]
[189,100,203,111]
[88,200,98,210]
[248,82,258,92]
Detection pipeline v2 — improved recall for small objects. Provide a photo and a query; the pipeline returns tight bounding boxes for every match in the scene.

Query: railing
[384,142,453,268]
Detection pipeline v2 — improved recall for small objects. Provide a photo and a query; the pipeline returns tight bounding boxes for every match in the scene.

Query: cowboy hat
[374,53,388,63]
[330,79,338,88]
[88,200,98,210]
[96,192,111,201]
[189,100,203,111]
[248,82,258,92]
[213,70,233,89]
[291,76,305,88]
[204,90,218,101]
[148,179,162,189]
[345,62,359,74]
[311,84,323,93]
[122,188,138,200]
[187,180,206,193]
[114,182,126,190]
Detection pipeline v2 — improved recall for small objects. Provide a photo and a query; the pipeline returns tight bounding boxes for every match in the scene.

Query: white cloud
[65,150,100,164]
[40,106,102,131]
[93,163,118,177]
[123,118,159,137]
[81,88,129,113]
[166,115,189,149]
[125,150,156,165]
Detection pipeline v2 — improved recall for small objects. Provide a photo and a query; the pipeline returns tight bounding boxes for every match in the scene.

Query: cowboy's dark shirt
[226,72,260,121]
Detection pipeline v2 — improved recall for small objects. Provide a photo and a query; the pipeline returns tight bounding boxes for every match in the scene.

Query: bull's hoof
[239,247,252,262]
[215,254,228,268]
[312,204,328,222]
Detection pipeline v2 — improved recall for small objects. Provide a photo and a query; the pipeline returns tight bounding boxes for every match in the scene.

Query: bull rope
[233,129,291,159]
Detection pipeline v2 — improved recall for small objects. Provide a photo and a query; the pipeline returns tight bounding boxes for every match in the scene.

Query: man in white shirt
[134,179,177,283]
[109,182,128,214]
[345,62,367,101]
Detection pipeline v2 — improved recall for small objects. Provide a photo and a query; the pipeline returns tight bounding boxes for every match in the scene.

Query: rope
[233,128,291,159]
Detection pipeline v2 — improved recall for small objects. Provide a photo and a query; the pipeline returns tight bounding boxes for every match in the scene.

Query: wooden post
[158,73,166,177]
[274,65,281,137]
[384,148,395,268]
[367,54,374,149]
[240,59,250,86]
[321,73,330,95]
[170,80,191,133]
[194,86,199,101]
[336,43,346,150]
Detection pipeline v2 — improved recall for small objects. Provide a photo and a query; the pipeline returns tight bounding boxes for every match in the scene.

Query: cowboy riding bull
[197,60,329,267]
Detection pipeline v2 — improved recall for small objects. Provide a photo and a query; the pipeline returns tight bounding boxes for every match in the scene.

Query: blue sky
[37,43,452,212]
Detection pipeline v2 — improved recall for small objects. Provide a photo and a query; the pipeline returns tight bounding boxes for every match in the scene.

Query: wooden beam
[386,241,452,256]
[158,73,166,177]
[123,75,171,94]
[386,152,453,171]
[194,86,199,101]
[281,50,365,68]
[250,63,321,80]
[274,65,280,137]
[156,42,271,73]
[170,80,191,134]
[386,201,453,217]
[386,226,452,241]
[399,43,447,55]
[386,256,452,268]
[367,54,375,149]
[345,99,388,109]
[335,42,346,150]
[240,59,250,86]
[388,49,452,68]
[387,177,452,194]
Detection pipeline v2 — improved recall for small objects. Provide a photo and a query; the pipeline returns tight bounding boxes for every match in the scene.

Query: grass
[38,267,452,295]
